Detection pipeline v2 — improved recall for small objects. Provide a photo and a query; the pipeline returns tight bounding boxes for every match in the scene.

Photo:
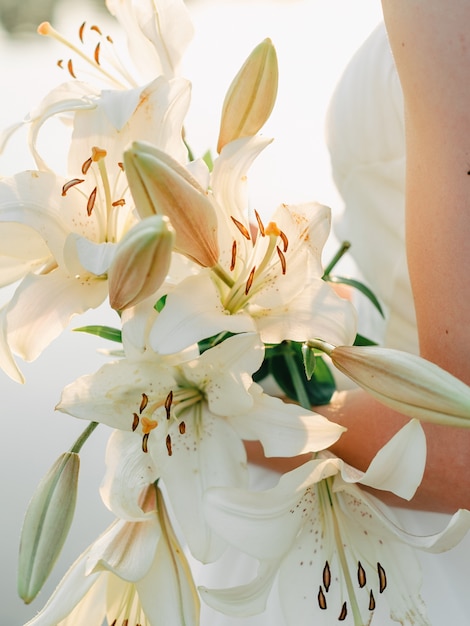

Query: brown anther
[81,157,93,175]
[369,590,376,611]
[94,42,101,65]
[231,216,251,240]
[338,601,347,621]
[245,266,256,295]
[317,586,327,610]
[254,209,265,236]
[139,393,149,414]
[112,199,126,207]
[118,162,124,171]
[377,562,387,593]
[142,433,150,453]
[91,146,107,162]
[279,229,289,252]
[230,240,237,271]
[357,561,367,588]
[87,187,97,216]
[67,59,76,78]
[276,246,287,274]
[106,35,114,43]
[166,433,173,456]
[132,413,139,431]
[110,620,117,626]
[164,391,173,419]
[78,21,85,43]
[179,421,186,435]
[57,59,64,69]
[122,619,129,626]
[322,561,331,592]
[90,24,102,35]
[62,178,84,196]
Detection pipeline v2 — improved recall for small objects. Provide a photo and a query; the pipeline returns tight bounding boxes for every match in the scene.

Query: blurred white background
[0,0,383,623]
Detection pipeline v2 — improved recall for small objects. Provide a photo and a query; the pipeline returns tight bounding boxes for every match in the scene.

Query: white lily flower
[24,483,200,626]
[202,420,470,625]
[149,139,357,354]
[58,332,345,563]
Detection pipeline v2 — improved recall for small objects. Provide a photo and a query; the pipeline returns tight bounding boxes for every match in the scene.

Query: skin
[247,0,470,514]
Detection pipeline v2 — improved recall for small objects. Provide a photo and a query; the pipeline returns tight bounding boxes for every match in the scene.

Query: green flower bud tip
[108,215,175,311]
[217,38,278,153]
[18,452,80,603]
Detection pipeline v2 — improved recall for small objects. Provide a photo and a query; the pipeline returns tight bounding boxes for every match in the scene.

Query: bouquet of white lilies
[3,1,470,625]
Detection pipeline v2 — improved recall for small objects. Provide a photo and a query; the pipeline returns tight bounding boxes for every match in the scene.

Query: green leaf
[202,149,214,172]
[154,294,167,312]
[325,275,384,318]
[354,333,378,346]
[73,325,122,343]
[301,342,316,380]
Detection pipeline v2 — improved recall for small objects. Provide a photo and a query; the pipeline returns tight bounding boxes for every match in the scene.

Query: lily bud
[217,38,278,153]
[108,215,174,311]
[18,452,80,603]
[124,141,219,267]
[330,345,470,426]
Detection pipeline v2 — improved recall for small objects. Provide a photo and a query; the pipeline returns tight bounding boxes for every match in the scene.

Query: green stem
[323,241,351,278]
[69,421,99,454]
[211,262,235,288]
[284,346,311,410]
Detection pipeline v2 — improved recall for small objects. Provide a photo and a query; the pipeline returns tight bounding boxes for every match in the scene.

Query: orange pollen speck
[141,416,158,435]
[87,187,97,216]
[67,59,76,78]
[62,178,84,196]
[112,199,126,207]
[91,146,107,162]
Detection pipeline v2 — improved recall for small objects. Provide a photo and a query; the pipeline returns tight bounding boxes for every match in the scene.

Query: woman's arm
[248,2,470,514]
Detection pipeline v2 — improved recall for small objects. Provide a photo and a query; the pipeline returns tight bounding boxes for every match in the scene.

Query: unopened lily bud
[108,215,174,311]
[329,345,470,426]
[217,38,278,153]
[124,141,219,267]
[18,452,79,603]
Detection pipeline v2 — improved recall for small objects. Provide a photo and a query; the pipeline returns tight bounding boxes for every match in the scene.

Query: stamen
[165,391,173,419]
[317,586,327,610]
[179,421,186,434]
[57,59,64,69]
[110,620,117,626]
[230,240,237,271]
[112,199,126,207]
[139,393,149,413]
[132,413,139,431]
[279,229,289,252]
[67,59,76,78]
[118,162,124,171]
[276,246,287,274]
[254,209,265,236]
[81,157,93,175]
[94,42,101,65]
[78,21,85,43]
[338,601,347,621]
[142,433,150,453]
[322,561,331,592]
[122,619,128,626]
[106,35,114,44]
[245,266,256,295]
[166,433,173,456]
[231,216,251,240]
[62,178,84,196]
[90,24,102,35]
[369,590,376,611]
[87,187,97,216]
[377,563,387,593]
[357,561,367,588]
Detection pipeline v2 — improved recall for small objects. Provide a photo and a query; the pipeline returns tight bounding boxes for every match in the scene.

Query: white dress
[195,23,470,626]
